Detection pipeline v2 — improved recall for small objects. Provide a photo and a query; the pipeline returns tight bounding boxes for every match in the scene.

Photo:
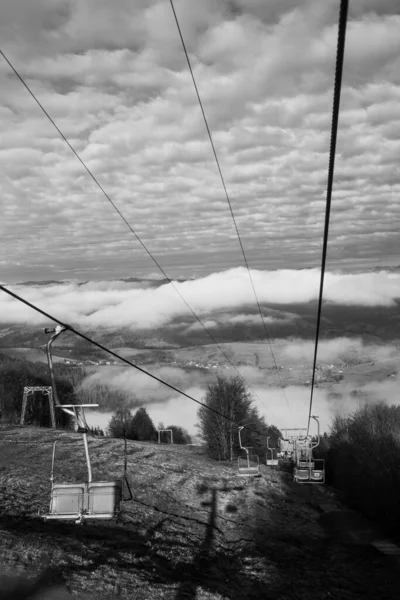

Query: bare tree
[197,376,252,461]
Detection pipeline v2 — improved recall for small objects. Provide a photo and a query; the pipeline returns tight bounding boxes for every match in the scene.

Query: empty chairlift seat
[311,459,325,483]
[294,464,311,483]
[238,454,260,477]
[48,483,86,519]
[266,448,279,466]
[45,481,123,521]
[41,433,130,523]
[293,459,325,484]
[88,481,123,518]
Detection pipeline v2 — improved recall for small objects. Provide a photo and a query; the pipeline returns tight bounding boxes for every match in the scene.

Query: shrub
[320,403,400,536]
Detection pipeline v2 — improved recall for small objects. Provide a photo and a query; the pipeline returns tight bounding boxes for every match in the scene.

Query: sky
[1,0,400,284]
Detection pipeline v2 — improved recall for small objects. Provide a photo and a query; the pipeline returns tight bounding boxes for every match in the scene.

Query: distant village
[63,358,119,366]
[62,358,348,380]
[301,363,344,386]
[171,360,230,370]
[63,357,231,370]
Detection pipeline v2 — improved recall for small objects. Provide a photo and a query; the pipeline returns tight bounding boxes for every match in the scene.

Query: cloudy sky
[1,0,400,284]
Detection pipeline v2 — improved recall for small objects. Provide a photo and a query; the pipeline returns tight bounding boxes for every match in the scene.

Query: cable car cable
[306,0,349,436]
[169,0,292,420]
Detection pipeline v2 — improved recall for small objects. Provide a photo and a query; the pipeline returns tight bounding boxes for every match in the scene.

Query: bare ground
[0,425,399,600]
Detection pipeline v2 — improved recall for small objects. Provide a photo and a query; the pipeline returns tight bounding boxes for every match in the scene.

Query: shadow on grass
[174,487,217,600]
[0,481,273,600]
[2,456,400,599]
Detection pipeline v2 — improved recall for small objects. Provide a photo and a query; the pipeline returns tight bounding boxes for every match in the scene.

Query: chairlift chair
[41,405,133,524]
[40,326,132,524]
[266,437,279,466]
[278,437,294,463]
[237,426,260,477]
[292,416,325,484]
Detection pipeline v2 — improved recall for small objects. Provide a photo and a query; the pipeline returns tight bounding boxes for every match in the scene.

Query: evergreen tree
[130,407,157,441]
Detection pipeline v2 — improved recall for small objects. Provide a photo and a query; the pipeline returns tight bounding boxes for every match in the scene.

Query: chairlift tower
[20,386,56,428]
[158,429,173,444]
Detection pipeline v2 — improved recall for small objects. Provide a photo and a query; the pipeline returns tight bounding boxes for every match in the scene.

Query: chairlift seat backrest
[311,469,324,481]
[238,454,260,476]
[50,483,86,515]
[266,448,278,466]
[296,469,310,481]
[88,481,122,515]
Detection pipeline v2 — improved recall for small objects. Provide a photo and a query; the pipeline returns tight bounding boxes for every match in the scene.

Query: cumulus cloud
[0,0,400,283]
[1,268,400,328]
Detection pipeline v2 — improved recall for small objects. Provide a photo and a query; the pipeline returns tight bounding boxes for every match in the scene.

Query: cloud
[83,370,400,438]
[0,1,399,282]
[252,377,400,436]
[86,385,202,439]
[80,365,207,404]
[281,336,399,365]
[184,311,295,333]
[1,267,400,328]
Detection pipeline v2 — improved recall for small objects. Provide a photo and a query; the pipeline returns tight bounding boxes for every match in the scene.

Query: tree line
[0,355,281,460]
[314,402,400,539]
[107,406,192,444]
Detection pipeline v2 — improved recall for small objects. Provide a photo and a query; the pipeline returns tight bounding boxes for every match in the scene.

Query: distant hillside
[0,301,399,354]
[15,280,67,286]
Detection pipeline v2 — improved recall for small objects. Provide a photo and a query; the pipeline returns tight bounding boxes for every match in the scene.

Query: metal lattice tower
[20,386,56,428]
[158,429,173,444]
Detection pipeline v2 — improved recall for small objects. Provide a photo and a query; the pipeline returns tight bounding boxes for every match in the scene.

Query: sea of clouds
[1,267,399,436]
[1,267,400,329]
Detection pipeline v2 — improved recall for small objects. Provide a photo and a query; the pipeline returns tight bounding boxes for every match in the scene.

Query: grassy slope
[1,426,399,600]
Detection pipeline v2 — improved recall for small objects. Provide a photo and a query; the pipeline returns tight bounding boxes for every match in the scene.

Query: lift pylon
[158,429,173,444]
[20,386,56,428]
